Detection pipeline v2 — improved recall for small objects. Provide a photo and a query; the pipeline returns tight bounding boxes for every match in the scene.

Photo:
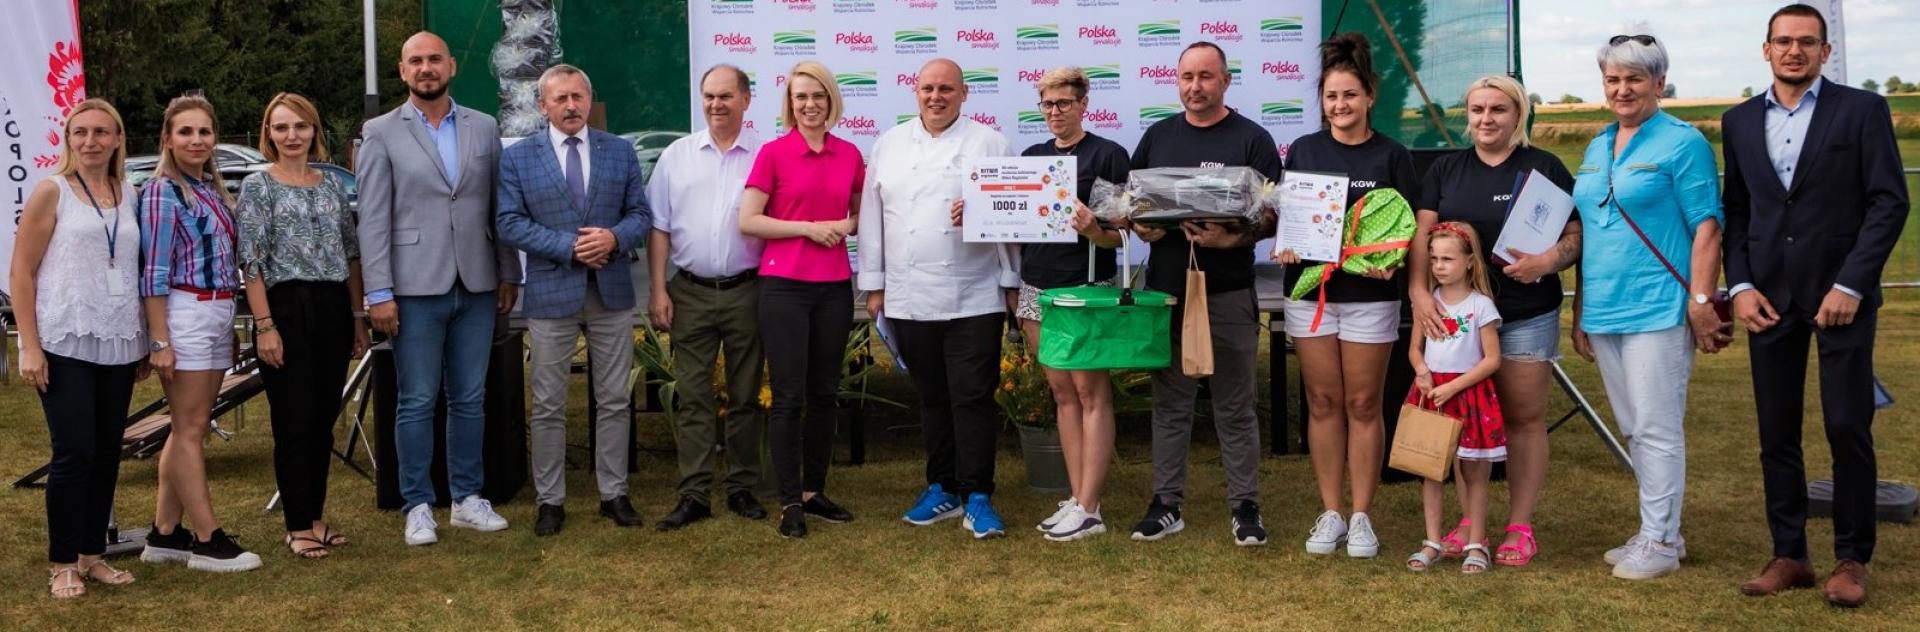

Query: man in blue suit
[497,64,653,536]
[1724,5,1909,607]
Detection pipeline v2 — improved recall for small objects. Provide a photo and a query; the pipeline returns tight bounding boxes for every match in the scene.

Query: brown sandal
[285,534,330,559]
[48,567,85,599]
[80,559,135,585]
[318,526,348,547]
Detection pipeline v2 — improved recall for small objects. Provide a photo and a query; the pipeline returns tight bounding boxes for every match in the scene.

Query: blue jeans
[392,286,496,511]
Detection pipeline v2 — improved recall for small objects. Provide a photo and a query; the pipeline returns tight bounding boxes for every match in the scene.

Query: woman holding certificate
[1408,75,1577,567]
[1016,66,1130,542]
[1571,35,1726,581]
[1275,33,1419,560]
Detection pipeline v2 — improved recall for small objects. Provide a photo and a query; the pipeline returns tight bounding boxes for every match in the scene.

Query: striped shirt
[139,173,241,296]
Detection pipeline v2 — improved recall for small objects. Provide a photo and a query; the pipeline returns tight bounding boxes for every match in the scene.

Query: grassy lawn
[0,289,1917,629]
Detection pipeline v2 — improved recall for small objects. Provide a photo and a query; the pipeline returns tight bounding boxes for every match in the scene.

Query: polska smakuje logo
[1077,24,1121,47]
[1138,63,1177,87]
[1261,59,1306,82]
[772,0,817,12]
[713,32,757,54]
[894,26,938,54]
[1261,17,1306,43]
[1137,20,1181,48]
[773,29,818,56]
[1083,107,1122,131]
[835,31,878,53]
[1015,24,1059,52]
[1199,20,1243,43]
[956,27,1000,51]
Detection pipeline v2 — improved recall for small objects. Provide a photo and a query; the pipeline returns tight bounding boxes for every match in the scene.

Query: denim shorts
[1498,309,1561,362]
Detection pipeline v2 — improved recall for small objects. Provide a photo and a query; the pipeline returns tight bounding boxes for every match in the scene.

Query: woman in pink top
[739,60,864,539]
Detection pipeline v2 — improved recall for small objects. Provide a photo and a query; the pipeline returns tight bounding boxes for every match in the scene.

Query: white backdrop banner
[1,0,85,298]
[687,0,1322,160]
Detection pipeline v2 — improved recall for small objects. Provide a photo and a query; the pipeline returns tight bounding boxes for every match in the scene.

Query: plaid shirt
[139,173,241,296]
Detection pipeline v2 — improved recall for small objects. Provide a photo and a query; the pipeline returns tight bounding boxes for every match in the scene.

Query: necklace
[270,162,318,186]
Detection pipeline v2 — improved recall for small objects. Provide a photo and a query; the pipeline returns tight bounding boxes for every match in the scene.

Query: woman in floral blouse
[236,93,369,560]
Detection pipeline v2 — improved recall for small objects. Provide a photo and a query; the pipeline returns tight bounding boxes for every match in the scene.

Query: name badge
[106,269,126,296]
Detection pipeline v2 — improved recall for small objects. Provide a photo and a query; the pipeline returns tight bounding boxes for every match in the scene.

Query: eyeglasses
[1609,34,1657,47]
[1037,99,1082,112]
[1768,36,1824,49]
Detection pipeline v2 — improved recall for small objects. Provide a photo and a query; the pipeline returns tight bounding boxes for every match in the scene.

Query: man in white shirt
[859,58,1018,539]
[647,64,770,530]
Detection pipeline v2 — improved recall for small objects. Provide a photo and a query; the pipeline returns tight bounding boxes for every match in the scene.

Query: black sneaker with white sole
[140,524,193,564]
[1231,500,1268,547]
[1130,497,1185,541]
[187,529,263,573]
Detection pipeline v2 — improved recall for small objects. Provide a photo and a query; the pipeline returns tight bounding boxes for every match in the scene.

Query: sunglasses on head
[1609,34,1657,47]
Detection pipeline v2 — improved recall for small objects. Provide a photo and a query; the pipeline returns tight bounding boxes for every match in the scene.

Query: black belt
[678,269,759,290]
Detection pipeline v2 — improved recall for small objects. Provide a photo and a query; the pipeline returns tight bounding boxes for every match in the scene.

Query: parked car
[125,156,356,215]
[618,130,686,184]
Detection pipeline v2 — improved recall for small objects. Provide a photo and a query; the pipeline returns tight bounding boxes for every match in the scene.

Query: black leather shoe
[534,504,566,536]
[802,493,854,523]
[599,496,645,528]
[726,491,768,520]
[778,504,808,539]
[656,496,712,531]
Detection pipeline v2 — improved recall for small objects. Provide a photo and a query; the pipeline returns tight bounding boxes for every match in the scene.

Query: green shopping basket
[1036,239,1176,371]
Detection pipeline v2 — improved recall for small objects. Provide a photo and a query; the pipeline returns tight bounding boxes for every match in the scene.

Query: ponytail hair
[1318,32,1379,97]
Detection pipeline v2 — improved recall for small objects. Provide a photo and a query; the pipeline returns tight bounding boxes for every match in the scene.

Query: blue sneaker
[902,484,963,526]
[961,493,1007,539]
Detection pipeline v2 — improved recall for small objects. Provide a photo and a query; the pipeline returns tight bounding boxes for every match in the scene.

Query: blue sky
[1521,0,1920,100]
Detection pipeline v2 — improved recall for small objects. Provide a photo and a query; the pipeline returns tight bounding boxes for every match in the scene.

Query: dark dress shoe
[534,504,566,537]
[802,493,854,523]
[599,496,646,528]
[727,491,768,520]
[1825,560,1869,608]
[656,496,712,531]
[1740,557,1816,596]
[778,504,808,539]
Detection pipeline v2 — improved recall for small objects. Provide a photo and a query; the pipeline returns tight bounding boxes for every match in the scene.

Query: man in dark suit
[1722,4,1909,608]
[496,64,652,536]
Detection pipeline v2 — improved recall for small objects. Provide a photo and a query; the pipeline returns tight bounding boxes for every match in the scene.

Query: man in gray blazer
[357,31,522,547]
[496,64,652,536]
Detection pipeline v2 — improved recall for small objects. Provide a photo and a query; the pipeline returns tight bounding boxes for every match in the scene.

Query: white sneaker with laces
[404,504,439,546]
[1346,512,1380,558]
[450,495,509,532]
[1612,538,1681,580]
[1304,510,1347,555]
[1045,506,1107,542]
[1037,498,1079,532]
[1604,533,1687,565]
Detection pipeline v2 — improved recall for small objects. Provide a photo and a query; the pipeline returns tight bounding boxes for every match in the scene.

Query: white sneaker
[1304,510,1347,555]
[1611,538,1681,580]
[1346,512,1380,558]
[1044,506,1108,542]
[1037,498,1080,532]
[1604,533,1687,565]
[404,505,439,546]
[450,495,509,532]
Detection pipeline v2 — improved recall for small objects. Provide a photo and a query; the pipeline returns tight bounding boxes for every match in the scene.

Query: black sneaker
[778,504,808,539]
[140,523,193,565]
[726,491,769,520]
[1231,500,1269,547]
[1130,497,1185,542]
[656,496,712,531]
[802,494,854,523]
[187,529,263,573]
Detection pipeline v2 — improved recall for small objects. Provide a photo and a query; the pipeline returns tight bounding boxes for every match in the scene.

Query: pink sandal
[1495,523,1537,566]
[1440,519,1469,559]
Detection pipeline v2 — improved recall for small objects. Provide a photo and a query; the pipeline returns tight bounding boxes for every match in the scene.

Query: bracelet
[256,316,274,324]
[257,323,277,335]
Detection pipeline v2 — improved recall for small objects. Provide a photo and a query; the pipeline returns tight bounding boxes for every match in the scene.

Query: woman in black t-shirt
[1409,75,1580,567]
[1016,67,1129,541]
[1277,33,1417,560]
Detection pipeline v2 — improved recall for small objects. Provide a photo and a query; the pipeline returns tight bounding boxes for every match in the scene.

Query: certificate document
[1492,169,1575,264]
[962,156,1078,243]
[1273,170,1349,263]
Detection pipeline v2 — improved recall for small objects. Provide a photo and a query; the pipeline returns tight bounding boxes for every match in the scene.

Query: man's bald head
[400,31,450,62]
[398,31,457,102]
[920,58,962,79]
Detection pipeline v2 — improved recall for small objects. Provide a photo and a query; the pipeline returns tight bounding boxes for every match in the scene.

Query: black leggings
[758,277,852,506]
[41,353,137,563]
[260,281,354,532]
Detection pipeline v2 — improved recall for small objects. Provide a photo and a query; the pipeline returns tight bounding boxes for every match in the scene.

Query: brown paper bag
[1181,245,1213,378]
[1389,403,1463,481]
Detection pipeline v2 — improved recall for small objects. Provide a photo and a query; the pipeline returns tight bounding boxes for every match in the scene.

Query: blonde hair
[53,99,127,184]
[1427,221,1494,297]
[155,94,232,204]
[1465,75,1532,149]
[781,61,844,131]
[257,92,331,163]
[1035,66,1089,100]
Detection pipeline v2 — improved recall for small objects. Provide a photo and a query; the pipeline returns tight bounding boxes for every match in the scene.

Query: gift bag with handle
[1389,399,1463,481]
[1181,244,1212,378]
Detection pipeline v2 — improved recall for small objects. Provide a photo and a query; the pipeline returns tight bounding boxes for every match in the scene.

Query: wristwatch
[1692,293,1710,305]
[150,339,171,353]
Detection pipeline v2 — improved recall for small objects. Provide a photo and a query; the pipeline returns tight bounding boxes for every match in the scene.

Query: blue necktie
[565,136,586,210]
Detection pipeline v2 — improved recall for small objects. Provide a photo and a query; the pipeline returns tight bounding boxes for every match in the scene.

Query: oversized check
[962,156,1078,243]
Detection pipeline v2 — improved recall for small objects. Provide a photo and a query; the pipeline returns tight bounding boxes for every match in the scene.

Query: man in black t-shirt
[1121,41,1281,547]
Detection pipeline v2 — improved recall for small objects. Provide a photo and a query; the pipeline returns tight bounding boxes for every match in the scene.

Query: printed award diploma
[962,156,1078,243]
[1274,170,1349,263]
[1491,169,1575,264]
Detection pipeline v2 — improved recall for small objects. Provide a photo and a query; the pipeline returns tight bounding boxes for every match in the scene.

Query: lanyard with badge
[75,176,126,296]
